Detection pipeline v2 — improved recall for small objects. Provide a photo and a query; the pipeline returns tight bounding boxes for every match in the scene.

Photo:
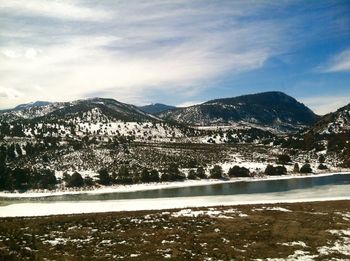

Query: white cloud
[0,1,295,108]
[25,48,38,59]
[0,33,272,106]
[301,95,350,115]
[321,49,350,73]
[2,49,21,59]
[0,0,111,21]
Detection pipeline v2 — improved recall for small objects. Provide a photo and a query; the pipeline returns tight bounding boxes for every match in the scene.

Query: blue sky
[0,0,349,114]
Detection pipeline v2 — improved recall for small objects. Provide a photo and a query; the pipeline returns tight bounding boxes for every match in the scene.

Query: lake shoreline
[0,170,350,199]
[0,179,349,217]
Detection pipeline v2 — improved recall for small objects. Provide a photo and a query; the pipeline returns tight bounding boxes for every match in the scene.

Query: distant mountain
[13,101,51,111]
[158,91,319,132]
[0,98,157,122]
[139,103,176,114]
[0,101,52,120]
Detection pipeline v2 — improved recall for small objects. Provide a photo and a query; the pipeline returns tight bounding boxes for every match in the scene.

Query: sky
[0,0,349,115]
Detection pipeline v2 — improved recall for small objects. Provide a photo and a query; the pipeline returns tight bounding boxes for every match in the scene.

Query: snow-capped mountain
[158,92,319,132]
[138,103,176,114]
[0,98,157,122]
[12,101,51,111]
[0,98,198,143]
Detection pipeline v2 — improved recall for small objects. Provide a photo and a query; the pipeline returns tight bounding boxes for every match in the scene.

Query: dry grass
[0,201,349,260]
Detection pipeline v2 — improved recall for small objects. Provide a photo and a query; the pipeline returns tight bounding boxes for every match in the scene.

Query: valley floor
[0,200,349,260]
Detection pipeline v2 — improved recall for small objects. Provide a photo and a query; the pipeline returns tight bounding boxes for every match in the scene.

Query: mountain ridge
[0,92,319,133]
[0,98,158,123]
[157,91,319,132]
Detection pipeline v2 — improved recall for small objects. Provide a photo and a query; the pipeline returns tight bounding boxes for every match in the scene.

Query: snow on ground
[252,206,292,212]
[317,229,350,256]
[170,208,246,219]
[22,119,188,142]
[262,250,318,261]
[265,207,292,212]
[219,161,267,173]
[55,170,97,179]
[0,183,350,217]
[279,241,308,248]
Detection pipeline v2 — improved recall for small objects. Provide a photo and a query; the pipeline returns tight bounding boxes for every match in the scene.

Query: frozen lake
[0,173,349,217]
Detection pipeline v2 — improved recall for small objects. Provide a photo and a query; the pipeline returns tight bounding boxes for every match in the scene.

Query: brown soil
[0,200,349,260]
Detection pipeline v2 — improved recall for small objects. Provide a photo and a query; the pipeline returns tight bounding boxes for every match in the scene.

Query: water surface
[1,173,349,204]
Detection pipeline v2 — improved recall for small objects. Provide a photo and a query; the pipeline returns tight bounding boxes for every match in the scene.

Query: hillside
[310,103,350,135]
[282,103,350,167]
[0,94,348,193]
[158,92,319,132]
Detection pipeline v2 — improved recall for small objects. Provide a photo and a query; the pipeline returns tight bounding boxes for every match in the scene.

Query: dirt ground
[0,200,349,260]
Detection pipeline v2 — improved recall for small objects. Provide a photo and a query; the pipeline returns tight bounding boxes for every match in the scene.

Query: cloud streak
[321,49,350,73]
[0,0,347,111]
[0,0,288,108]
[0,0,111,21]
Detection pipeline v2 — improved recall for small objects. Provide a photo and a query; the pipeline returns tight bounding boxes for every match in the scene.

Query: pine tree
[210,165,223,179]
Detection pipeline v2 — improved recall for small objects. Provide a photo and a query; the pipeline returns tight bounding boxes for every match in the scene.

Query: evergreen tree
[117,165,132,184]
[228,166,250,177]
[15,144,22,157]
[300,164,312,173]
[140,168,151,183]
[277,154,291,165]
[210,165,224,179]
[318,155,326,163]
[264,165,286,176]
[161,163,185,181]
[293,163,300,173]
[11,124,25,137]
[98,168,111,185]
[149,169,160,182]
[7,144,16,160]
[0,123,10,136]
[318,164,328,170]
[12,168,29,190]
[38,169,57,189]
[196,167,207,179]
[187,169,198,180]
[68,172,84,187]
